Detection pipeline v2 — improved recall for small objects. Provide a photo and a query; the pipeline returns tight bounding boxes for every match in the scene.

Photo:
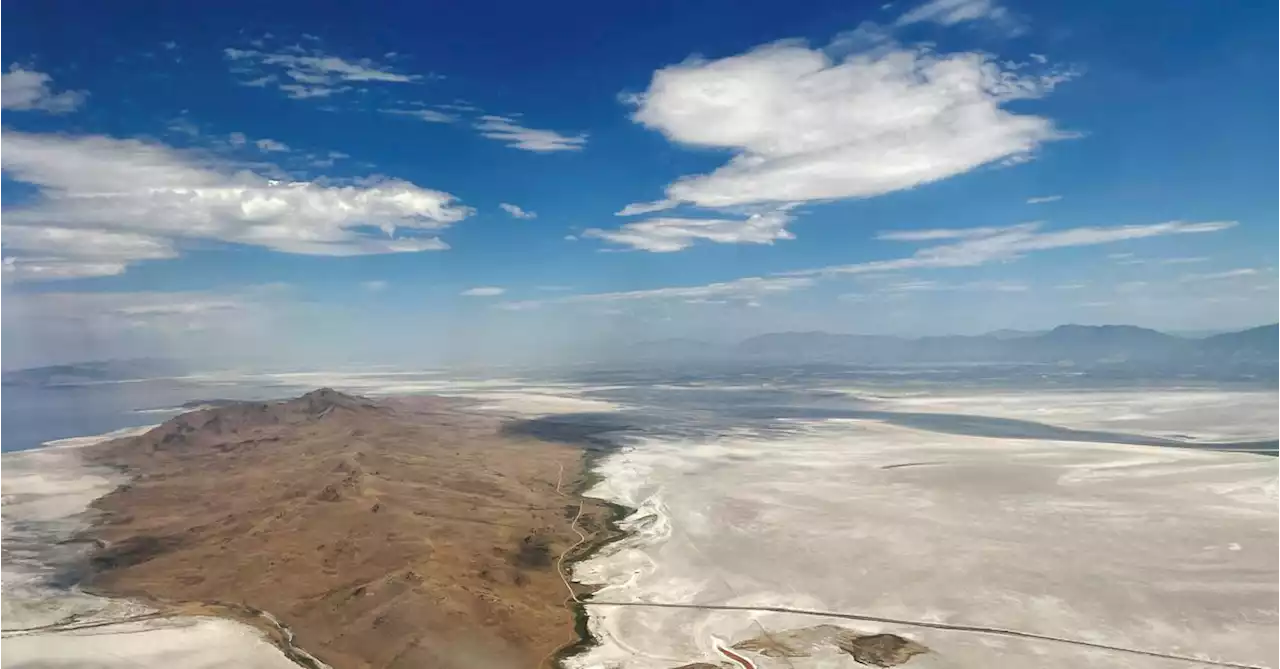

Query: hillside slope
[82,389,613,669]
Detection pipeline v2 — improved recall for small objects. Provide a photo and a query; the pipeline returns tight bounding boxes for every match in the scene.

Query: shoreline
[1,427,306,669]
[547,446,636,668]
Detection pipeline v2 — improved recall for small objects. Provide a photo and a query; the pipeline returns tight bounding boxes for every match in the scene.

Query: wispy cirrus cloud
[499,276,812,310]
[584,210,795,252]
[1179,268,1260,282]
[789,220,1236,277]
[875,224,1034,242]
[501,220,1236,310]
[474,115,587,152]
[380,108,456,123]
[1,65,87,113]
[894,0,1021,33]
[225,41,426,99]
[461,286,505,297]
[1026,195,1062,204]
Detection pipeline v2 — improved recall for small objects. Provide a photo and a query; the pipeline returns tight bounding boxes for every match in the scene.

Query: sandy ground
[570,411,1279,668]
[850,388,1279,442]
[1,429,300,669]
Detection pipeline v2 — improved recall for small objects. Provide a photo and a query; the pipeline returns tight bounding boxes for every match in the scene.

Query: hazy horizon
[3,0,1277,369]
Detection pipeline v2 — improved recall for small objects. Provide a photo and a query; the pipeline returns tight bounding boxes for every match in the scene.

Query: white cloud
[1026,195,1062,204]
[474,115,587,152]
[461,286,505,297]
[2,65,87,113]
[2,227,178,281]
[876,224,1033,241]
[276,83,344,99]
[1109,254,1210,267]
[228,132,248,147]
[255,138,290,152]
[615,199,677,216]
[498,203,537,220]
[895,0,1018,30]
[790,220,1236,277]
[621,35,1073,210]
[879,279,1028,292]
[500,220,1236,312]
[584,210,794,252]
[224,45,423,99]
[362,280,388,292]
[1055,283,1087,290]
[499,276,812,310]
[1,130,472,280]
[380,108,456,123]
[1180,268,1259,282]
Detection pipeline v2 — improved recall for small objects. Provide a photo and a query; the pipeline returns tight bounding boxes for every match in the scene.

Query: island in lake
[6,389,622,669]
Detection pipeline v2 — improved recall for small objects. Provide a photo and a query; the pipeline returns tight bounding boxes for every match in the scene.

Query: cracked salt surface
[568,391,1278,669]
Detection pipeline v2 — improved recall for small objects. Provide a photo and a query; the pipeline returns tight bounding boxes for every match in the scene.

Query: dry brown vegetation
[81,389,615,669]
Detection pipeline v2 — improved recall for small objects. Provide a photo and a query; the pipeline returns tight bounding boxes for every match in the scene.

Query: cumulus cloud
[380,108,456,123]
[461,286,505,297]
[621,35,1074,211]
[584,210,794,252]
[224,44,423,99]
[2,65,87,113]
[474,115,587,152]
[894,0,1018,30]
[1026,195,1062,204]
[498,203,537,220]
[1,130,472,280]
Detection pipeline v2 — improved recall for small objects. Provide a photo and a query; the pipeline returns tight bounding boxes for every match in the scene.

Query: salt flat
[570,403,1278,668]
[1,429,300,669]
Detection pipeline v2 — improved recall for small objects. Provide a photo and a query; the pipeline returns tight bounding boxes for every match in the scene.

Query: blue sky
[2,0,1276,367]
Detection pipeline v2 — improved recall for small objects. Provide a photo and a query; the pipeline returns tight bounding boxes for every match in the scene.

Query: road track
[550,466,1271,669]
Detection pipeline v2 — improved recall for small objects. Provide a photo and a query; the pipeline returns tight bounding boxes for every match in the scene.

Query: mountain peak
[293,387,375,414]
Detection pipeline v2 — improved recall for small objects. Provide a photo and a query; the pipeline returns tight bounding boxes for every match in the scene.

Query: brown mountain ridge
[79,389,620,669]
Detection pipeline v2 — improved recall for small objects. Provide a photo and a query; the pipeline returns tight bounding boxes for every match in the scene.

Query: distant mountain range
[5,324,1276,385]
[1,358,186,387]
[632,324,1279,369]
